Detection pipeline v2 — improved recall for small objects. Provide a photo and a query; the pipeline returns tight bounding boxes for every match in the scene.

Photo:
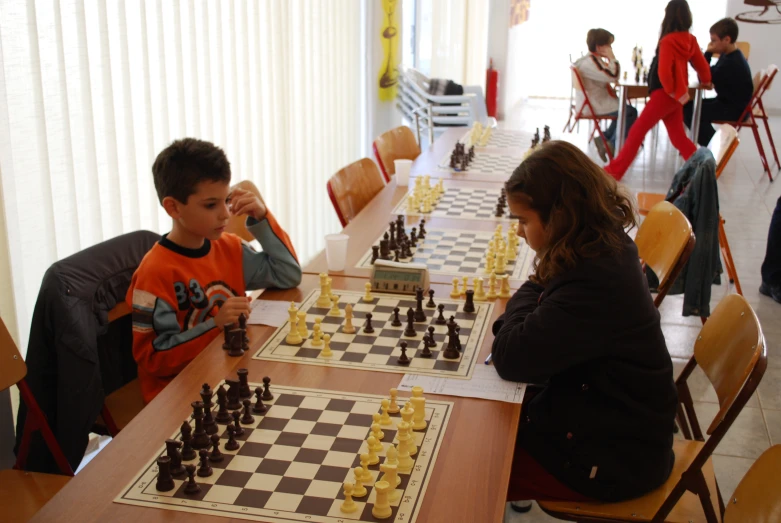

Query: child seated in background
[574,28,637,162]
[492,141,677,507]
[128,138,302,403]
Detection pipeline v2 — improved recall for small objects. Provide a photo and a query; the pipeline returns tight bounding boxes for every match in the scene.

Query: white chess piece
[320,334,333,358]
[499,274,512,298]
[340,482,358,513]
[316,273,331,308]
[285,303,303,345]
[311,318,323,346]
[328,295,341,316]
[450,277,460,298]
[297,311,308,338]
[363,282,374,302]
[342,304,356,334]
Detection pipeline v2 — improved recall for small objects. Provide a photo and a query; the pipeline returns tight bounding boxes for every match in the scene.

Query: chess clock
[370,259,429,295]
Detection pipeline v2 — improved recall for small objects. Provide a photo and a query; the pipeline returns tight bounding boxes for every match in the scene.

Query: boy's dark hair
[586,29,614,53]
[660,0,692,40]
[152,138,231,204]
[710,17,739,44]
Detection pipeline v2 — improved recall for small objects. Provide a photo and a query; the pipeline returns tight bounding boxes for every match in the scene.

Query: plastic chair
[636,125,743,296]
[713,65,778,181]
[373,126,421,183]
[563,66,617,160]
[635,201,696,308]
[539,294,767,523]
[0,317,73,521]
[327,158,386,227]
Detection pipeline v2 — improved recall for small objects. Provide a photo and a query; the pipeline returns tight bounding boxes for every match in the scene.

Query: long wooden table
[33,275,520,523]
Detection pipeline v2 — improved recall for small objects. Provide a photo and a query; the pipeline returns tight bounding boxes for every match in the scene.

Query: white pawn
[311,318,323,347]
[320,334,333,358]
[372,414,385,440]
[487,271,498,299]
[450,277,460,298]
[461,276,469,296]
[496,252,507,275]
[340,482,358,513]
[328,295,341,316]
[485,250,495,274]
[388,388,400,414]
[352,467,367,497]
[297,311,308,338]
[342,303,356,334]
[379,399,392,426]
[366,436,381,464]
[359,453,373,484]
[473,277,487,301]
[363,282,374,302]
[499,274,512,298]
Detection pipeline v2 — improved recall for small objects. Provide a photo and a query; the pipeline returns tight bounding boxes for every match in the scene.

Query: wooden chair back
[634,201,695,307]
[711,124,739,178]
[0,317,27,393]
[724,445,781,523]
[373,126,421,182]
[327,158,385,227]
[735,41,751,59]
[225,179,267,243]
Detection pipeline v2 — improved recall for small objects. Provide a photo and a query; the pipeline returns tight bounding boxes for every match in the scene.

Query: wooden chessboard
[116,383,452,523]
[391,187,513,222]
[252,289,493,379]
[355,226,533,284]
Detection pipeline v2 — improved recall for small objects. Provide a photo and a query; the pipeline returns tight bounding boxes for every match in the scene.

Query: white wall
[727,0,781,111]
[487,0,510,119]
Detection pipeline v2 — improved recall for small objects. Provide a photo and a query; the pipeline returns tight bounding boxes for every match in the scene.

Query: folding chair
[722,445,781,522]
[713,65,778,181]
[327,158,386,227]
[539,293,767,523]
[373,126,421,183]
[564,66,617,160]
[634,201,696,308]
[636,125,743,296]
[0,317,73,521]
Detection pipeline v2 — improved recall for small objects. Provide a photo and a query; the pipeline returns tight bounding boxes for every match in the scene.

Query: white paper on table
[397,364,526,404]
[247,299,292,327]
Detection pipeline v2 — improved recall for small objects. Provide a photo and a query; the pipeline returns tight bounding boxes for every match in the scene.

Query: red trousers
[605,89,697,180]
[507,445,594,502]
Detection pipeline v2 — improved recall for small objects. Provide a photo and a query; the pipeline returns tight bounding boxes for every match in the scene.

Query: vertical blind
[0,0,363,352]
[428,0,489,88]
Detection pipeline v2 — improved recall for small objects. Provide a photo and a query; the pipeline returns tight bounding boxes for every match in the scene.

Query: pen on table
[484,353,493,365]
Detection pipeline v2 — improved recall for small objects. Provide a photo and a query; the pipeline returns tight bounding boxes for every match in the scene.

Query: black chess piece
[238,313,249,347]
[222,327,234,350]
[225,424,240,451]
[191,400,204,419]
[379,237,391,260]
[180,421,196,461]
[200,385,217,435]
[443,323,460,359]
[155,456,175,492]
[404,308,417,337]
[427,326,438,350]
[166,439,186,477]
[215,385,232,423]
[419,219,426,239]
[252,386,267,414]
[389,222,398,251]
[197,449,213,477]
[391,307,402,327]
[262,376,274,400]
[403,240,412,259]
[184,464,200,495]
[414,288,427,322]
[192,411,210,450]
[363,312,375,333]
[495,203,504,217]
[455,325,462,352]
[208,434,224,463]
[241,399,255,425]
[371,245,380,264]
[397,341,410,365]
[463,290,476,313]
[237,368,251,398]
[226,379,242,410]
[426,289,436,308]
[394,249,400,262]
[420,336,433,358]
[232,410,245,435]
[410,228,417,247]
[227,328,244,357]
[435,303,447,325]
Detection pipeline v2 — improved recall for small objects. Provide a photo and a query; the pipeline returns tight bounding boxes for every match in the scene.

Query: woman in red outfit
[604,0,712,180]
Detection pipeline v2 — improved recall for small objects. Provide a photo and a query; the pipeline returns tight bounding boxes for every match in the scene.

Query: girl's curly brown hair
[505,140,637,285]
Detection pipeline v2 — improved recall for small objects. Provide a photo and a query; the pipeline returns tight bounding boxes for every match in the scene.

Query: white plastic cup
[394,159,413,186]
[325,234,349,272]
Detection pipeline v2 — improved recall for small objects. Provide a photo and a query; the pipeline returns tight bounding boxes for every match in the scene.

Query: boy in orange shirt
[127,138,302,403]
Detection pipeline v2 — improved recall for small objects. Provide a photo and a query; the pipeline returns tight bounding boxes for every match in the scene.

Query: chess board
[459,129,529,148]
[253,289,493,379]
[116,384,452,523]
[356,227,534,284]
[437,152,522,175]
[391,186,513,222]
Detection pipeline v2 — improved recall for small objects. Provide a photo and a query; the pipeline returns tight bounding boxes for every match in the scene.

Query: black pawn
[184,464,200,495]
[371,245,380,264]
[414,288,427,322]
[253,386,267,414]
[215,385,231,423]
[398,341,411,365]
[419,219,427,238]
[394,249,400,262]
[237,368,252,398]
[225,424,240,451]
[463,290,476,313]
[197,449,212,477]
[201,385,217,436]
[165,439,186,477]
[495,203,504,217]
[427,326,438,349]
[262,376,274,401]
[435,304,447,325]
[155,456,175,492]
[180,421,196,461]
[426,289,436,308]
[208,434,224,463]
[410,228,418,247]
[420,336,433,358]
[391,307,402,327]
[226,379,241,410]
[389,222,397,251]
[404,308,417,337]
[232,411,245,435]
[241,399,255,425]
[363,312,375,333]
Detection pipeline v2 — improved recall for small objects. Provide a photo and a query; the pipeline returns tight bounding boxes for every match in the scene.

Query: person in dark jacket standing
[492,141,678,506]
[684,18,753,146]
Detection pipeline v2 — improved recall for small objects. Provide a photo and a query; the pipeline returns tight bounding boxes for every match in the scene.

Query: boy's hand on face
[596,44,615,61]
[706,41,716,54]
[229,187,268,221]
[214,296,252,330]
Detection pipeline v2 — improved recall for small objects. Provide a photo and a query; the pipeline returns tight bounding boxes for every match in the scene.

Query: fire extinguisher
[486,58,499,118]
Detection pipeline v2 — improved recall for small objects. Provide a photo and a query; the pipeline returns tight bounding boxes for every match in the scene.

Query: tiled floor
[501,98,781,522]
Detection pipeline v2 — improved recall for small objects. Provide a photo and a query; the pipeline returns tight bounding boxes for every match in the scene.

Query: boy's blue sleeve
[242,213,302,290]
